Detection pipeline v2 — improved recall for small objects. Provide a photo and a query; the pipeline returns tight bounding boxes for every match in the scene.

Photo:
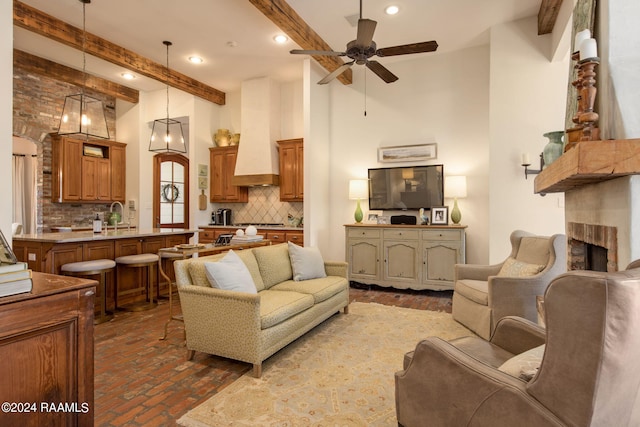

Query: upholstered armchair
[452,230,566,339]
[395,265,640,427]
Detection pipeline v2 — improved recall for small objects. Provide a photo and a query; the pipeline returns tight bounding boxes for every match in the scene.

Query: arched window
[153,154,189,228]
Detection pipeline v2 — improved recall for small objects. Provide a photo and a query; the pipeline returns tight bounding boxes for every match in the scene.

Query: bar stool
[115,253,159,311]
[61,259,116,324]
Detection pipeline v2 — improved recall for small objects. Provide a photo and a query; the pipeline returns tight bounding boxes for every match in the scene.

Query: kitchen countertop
[13,228,198,243]
[199,224,303,231]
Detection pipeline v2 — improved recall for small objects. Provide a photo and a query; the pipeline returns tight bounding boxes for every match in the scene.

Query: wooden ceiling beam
[13,0,225,105]
[248,0,352,85]
[14,49,139,104]
[538,0,564,35]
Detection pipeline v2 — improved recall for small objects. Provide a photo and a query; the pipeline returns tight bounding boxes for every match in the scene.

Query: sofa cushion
[270,276,346,304]
[455,279,489,305]
[253,243,293,288]
[288,242,327,281]
[188,250,265,291]
[498,344,545,381]
[516,237,550,266]
[498,257,544,277]
[259,289,314,329]
[204,250,257,294]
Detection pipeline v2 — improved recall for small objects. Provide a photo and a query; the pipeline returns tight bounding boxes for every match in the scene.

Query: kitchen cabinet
[277,138,304,201]
[199,226,304,246]
[210,146,248,203]
[345,224,466,291]
[0,273,95,427]
[51,134,127,203]
[265,230,304,246]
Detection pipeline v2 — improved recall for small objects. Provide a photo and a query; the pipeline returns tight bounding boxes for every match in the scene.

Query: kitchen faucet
[110,201,124,232]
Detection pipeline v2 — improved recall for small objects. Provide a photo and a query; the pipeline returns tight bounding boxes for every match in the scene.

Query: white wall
[488,17,568,262]
[324,46,491,264]
[2,2,12,240]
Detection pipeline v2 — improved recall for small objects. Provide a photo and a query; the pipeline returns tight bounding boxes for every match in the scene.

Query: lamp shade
[349,179,369,200]
[445,176,467,199]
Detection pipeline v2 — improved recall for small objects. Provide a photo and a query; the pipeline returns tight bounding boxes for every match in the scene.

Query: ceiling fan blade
[376,41,439,57]
[318,61,355,85]
[290,49,346,56]
[356,18,377,47]
[366,60,398,83]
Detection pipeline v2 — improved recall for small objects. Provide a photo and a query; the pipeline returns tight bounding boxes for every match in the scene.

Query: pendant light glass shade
[149,41,186,153]
[57,0,110,140]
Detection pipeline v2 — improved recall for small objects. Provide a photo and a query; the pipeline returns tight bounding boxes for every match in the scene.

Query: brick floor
[94,283,452,426]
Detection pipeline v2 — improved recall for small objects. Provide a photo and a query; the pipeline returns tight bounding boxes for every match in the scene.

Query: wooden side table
[158,240,272,340]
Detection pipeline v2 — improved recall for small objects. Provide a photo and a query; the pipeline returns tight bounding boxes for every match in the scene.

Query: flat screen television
[368,165,444,211]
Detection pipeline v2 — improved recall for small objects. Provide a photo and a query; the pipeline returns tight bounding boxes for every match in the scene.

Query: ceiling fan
[290,0,438,84]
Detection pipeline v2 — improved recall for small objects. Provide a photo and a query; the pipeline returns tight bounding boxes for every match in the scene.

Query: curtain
[12,155,37,234]
[12,155,26,233]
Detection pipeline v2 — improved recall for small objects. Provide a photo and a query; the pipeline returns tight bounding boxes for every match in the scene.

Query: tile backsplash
[215,185,303,226]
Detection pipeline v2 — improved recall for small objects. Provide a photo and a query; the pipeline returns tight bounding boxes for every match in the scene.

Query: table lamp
[445,176,467,224]
[349,179,369,223]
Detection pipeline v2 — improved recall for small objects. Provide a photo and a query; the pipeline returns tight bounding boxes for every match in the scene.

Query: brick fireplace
[566,222,617,272]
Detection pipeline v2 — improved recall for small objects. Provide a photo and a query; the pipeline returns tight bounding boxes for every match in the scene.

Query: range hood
[232,77,280,186]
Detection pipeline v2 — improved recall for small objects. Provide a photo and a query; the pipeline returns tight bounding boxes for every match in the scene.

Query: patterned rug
[178,302,473,427]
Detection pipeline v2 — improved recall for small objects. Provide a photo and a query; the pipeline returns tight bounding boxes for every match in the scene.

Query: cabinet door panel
[110,145,126,201]
[61,138,83,201]
[349,239,380,279]
[423,242,460,282]
[384,241,419,282]
[81,156,98,200]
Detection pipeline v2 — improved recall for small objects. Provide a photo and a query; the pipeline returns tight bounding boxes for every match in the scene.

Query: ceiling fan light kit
[290,0,438,85]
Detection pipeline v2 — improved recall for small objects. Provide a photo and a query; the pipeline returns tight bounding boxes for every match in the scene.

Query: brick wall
[13,64,118,231]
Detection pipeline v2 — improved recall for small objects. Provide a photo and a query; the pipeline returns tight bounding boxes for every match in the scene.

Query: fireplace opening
[585,243,608,272]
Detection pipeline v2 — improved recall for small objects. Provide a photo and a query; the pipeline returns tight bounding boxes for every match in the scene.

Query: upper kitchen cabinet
[277,138,303,202]
[209,146,248,203]
[51,134,127,203]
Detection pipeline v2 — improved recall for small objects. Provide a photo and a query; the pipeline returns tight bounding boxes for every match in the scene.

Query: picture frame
[198,176,208,190]
[366,210,382,224]
[83,145,104,158]
[377,215,389,225]
[197,164,208,177]
[431,206,449,225]
[377,143,437,163]
[0,229,18,264]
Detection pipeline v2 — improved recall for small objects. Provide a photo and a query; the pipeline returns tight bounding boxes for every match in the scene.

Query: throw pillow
[204,250,257,294]
[288,241,327,281]
[497,257,544,277]
[498,344,545,381]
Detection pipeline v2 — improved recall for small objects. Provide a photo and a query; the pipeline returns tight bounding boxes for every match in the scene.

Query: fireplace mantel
[534,138,640,194]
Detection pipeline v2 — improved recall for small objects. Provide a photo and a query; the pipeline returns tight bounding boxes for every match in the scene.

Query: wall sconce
[521,153,544,179]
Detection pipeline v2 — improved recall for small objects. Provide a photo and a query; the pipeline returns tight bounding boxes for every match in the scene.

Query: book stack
[230,235,264,244]
[0,262,33,298]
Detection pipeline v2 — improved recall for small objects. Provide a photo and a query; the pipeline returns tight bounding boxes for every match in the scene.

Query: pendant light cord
[164,41,171,127]
[81,0,86,97]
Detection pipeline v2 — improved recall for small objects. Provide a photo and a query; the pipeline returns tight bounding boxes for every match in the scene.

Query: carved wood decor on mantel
[538,0,564,35]
[13,0,225,105]
[248,0,353,85]
[14,49,139,104]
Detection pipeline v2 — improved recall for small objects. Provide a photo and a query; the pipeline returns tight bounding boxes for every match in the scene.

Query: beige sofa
[174,243,350,377]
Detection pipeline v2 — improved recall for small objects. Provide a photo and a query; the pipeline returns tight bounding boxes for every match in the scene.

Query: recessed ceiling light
[385,5,399,15]
[121,72,135,80]
[188,56,204,64]
[273,34,288,44]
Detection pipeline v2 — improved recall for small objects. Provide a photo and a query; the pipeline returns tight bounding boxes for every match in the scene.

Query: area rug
[178,302,473,427]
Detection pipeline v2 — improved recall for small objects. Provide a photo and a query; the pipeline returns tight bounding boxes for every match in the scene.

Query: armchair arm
[177,284,262,362]
[455,263,503,281]
[324,261,348,278]
[490,316,546,354]
[395,337,560,427]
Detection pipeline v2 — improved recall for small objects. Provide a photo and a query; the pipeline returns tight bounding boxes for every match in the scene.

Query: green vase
[542,131,564,167]
[354,199,363,223]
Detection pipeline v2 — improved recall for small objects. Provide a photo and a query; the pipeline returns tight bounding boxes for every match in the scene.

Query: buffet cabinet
[0,273,95,427]
[51,134,126,203]
[345,224,466,291]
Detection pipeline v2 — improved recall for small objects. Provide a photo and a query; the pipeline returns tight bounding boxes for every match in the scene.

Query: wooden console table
[0,272,96,427]
[158,240,272,340]
[345,224,466,291]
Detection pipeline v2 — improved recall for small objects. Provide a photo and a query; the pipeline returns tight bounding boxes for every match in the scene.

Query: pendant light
[149,41,186,153]
[58,0,110,140]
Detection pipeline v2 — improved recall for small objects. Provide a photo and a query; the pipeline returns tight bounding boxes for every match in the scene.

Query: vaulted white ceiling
[13,0,542,94]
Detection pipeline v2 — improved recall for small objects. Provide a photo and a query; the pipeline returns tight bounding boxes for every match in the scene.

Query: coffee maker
[215,208,232,226]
